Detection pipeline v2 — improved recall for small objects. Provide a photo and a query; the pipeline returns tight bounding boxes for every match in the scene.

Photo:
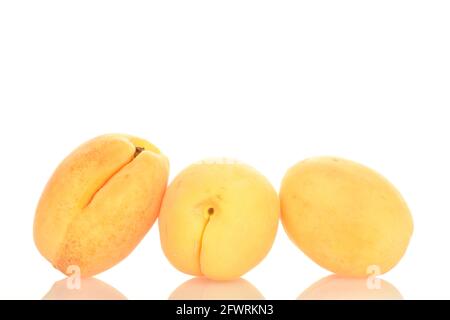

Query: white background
[0,1,449,300]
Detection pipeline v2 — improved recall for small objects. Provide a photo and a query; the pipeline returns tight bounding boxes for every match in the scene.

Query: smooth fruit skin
[280,157,413,277]
[34,134,169,277]
[159,160,279,280]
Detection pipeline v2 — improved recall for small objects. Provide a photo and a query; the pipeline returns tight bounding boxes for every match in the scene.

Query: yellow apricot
[34,134,169,277]
[280,157,413,277]
[159,160,279,280]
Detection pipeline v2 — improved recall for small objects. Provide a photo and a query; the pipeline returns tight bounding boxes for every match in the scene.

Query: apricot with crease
[34,134,169,277]
[159,159,279,280]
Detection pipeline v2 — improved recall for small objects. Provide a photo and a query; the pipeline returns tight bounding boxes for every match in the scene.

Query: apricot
[34,134,169,277]
[280,157,413,277]
[159,159,279,280]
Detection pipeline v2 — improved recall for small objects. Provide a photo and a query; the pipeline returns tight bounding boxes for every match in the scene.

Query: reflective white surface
[39,275,404,300]
[298,275,402,300]
[44,278,127,300]
[1,1,450,300]
[169,277,264,300]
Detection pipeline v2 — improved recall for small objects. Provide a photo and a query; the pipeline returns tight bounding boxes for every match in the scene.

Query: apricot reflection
[170,277,264,300]
[298,275,403,300]
[43,277,127,300]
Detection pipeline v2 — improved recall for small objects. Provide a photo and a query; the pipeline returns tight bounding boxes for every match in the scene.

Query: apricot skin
[34,134,169,277]
[159,160,279,280]
[280,157,413,277]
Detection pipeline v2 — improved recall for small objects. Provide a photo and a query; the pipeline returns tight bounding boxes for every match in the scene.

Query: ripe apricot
[159,160,279,280]
[280,157,413,277]
[34,134,169,277]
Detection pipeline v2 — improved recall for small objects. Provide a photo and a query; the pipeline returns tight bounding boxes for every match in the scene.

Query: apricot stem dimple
[134,147,145,157]
[207,207,215,216]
